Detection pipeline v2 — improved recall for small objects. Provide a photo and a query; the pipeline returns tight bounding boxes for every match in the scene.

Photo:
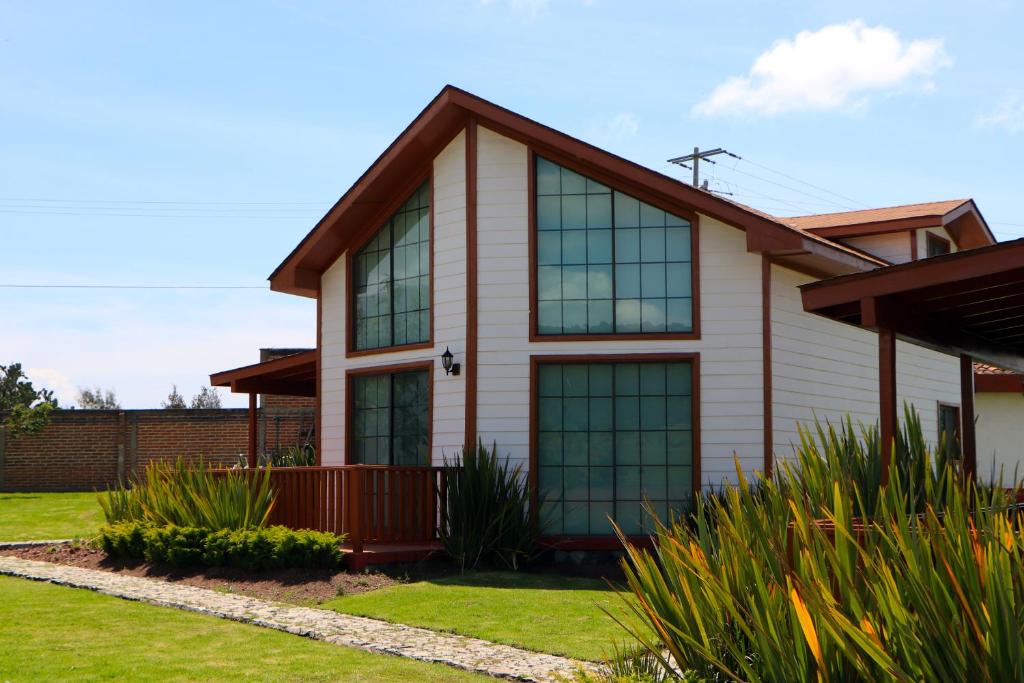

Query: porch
[244,464,448,570]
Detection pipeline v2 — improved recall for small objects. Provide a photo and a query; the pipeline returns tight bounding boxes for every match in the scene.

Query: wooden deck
[228,465,450,569]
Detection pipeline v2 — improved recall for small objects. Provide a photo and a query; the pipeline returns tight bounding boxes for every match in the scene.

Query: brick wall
[0,405,314,492]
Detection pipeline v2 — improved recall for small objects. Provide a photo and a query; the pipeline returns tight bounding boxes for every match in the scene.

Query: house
[212,86,1024,547]
[975,363,1024,481]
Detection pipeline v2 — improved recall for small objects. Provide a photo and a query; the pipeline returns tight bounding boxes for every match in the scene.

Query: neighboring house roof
[782,199,995,248]
[268,85,885,298]
[974,361,1024,393]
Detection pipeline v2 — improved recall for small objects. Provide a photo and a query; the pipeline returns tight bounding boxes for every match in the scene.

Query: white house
[214,86,1022,544]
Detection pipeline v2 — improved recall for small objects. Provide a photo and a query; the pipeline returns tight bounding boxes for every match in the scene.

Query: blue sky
[2,0,1023,407]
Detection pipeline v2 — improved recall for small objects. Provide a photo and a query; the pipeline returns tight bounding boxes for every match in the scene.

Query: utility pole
[667,147,739,189]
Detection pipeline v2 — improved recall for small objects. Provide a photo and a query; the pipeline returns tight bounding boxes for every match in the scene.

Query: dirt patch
[3,543,454,605]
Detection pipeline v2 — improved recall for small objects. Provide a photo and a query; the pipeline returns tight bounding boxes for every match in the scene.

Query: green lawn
[323,571,634,661]
[0,492,102,541]
[0,575,486,682]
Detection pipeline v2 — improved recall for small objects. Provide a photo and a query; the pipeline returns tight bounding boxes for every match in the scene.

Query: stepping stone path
[0,554,596,682]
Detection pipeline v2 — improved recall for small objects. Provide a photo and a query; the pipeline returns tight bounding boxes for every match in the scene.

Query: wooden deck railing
[230,465,448,552]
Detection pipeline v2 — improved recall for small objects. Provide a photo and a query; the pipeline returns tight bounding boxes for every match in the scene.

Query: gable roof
[783,199,995,249]
[269,85,884,297]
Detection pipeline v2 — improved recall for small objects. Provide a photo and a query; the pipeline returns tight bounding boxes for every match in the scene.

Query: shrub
[98,458,275,530]
[612,410,1024,681]
[440,441,537,571]
[98,522,344,570]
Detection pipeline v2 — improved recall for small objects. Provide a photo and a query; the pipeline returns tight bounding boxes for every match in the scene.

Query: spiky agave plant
[610,410,1024,682]
[439,441,537,571]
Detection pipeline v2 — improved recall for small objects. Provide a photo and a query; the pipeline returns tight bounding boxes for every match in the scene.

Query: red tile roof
[783,200,970,231]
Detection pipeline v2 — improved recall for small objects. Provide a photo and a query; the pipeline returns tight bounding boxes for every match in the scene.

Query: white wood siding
[474,126,765,488]
[770,264,961,460]
[976,392,1024,483]
[319,131,468,465]
[842,232,913,264]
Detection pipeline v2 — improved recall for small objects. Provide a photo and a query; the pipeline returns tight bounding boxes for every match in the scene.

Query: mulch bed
[3,543,455,605]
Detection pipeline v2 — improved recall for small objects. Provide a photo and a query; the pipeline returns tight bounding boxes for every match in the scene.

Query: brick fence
[0,405,315,492]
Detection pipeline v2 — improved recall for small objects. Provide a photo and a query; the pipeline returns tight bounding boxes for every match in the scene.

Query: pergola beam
[879,327,897,484]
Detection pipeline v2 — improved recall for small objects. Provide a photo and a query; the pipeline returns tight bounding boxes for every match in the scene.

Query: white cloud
[25,367,78,406]
[977,93,1024,133]
[694,20,951,117]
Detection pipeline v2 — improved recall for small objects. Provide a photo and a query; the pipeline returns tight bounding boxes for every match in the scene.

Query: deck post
[347,467,364,554]
[960,354,977,480]
[879,327,897,485]
[247,392,258,468]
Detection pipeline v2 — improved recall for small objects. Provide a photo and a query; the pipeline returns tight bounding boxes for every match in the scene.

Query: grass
[322,570,632,661]
[0,492,102,540]
[0,575,486,682]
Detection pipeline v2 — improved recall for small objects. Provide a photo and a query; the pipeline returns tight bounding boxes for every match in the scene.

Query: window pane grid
[536,157,692,336]
[354,181,431,351]
[352,370,430,466]
[538,361,693,536]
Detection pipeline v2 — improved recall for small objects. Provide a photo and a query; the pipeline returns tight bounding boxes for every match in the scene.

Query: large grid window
[351,369,430,466]
[535,157,693,336]
[537,360,694,536]
[353,181,430,351]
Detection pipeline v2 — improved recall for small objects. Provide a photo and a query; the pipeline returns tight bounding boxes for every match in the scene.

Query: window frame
[344,360,434,466]
[527,149,701,342]
[529,352,701,547]
[936,400,961,457]
[926,232,952,258]
[345,170,434,358]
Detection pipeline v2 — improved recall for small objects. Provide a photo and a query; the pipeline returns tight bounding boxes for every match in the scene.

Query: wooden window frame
[527,148,701,342]
[529,352,701,548]
[936,400,961,452]
[344,359,434,466]
[926,232,952,258]
[345,168,435,358]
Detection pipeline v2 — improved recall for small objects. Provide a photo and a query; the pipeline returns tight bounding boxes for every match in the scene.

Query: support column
[247,392,258,468]
[879,327,897,485]
[960,354,977,480]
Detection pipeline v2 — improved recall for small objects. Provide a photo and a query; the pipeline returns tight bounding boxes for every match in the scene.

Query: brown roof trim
[210,350,317,390]
[975,373,1024,393]
[269,85,882,297]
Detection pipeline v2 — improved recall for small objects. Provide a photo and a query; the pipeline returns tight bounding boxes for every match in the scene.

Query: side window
[352,182,430,351]
[351,369,430,465]
[926,233,951,258]
[937,403,961,459]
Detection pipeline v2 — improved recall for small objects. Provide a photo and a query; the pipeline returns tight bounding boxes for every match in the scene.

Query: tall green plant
[440,441,538,571]
[611,410,1024,682]
[98,458,275,530]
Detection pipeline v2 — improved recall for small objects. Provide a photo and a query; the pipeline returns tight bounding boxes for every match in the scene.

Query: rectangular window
[535,156,694,336]
[536,359,694,536]
[353,181,431,351]
[926,233,951,257]
[351,368,430,465]
[937,403,961,459]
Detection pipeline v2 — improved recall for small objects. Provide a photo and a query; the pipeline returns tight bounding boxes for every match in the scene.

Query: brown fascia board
[269,85,881,297]
[210,350,318,387]
[802,200,995,249]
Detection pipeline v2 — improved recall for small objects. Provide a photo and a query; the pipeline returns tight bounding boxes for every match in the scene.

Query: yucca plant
[440,441,538,571]
[98,458,276,530]
[611,409,1024,682]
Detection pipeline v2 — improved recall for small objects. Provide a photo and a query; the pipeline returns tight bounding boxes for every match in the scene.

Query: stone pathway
[0,555,595,682]
[0,539,74,548]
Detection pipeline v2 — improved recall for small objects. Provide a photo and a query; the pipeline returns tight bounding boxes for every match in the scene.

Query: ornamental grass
[98,458,275,531]
[614,408,1024,682]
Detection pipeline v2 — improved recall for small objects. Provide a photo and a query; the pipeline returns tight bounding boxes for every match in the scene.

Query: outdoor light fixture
[441,347,460,376]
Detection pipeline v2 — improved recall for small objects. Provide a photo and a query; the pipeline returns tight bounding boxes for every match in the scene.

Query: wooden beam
[247,393,258,468]
[960,354,977,480]
[879,327,897,485]
[231,378,316,397]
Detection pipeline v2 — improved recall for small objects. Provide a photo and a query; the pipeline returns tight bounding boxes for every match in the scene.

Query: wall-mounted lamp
[441,346,461,376]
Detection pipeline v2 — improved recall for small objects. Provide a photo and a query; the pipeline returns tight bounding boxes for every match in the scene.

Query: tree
[161,385,187,409]
[0,363,58,438]
[77,386,119,409]
[190,386,222,409]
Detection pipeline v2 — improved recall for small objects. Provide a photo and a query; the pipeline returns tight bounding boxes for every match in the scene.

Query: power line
[736,157,872,209]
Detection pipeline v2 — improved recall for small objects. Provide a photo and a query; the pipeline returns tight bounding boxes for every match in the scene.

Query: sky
[2,0,1023,408]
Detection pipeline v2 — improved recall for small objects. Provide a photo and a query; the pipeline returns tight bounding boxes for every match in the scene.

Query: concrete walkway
[0,555,595,682]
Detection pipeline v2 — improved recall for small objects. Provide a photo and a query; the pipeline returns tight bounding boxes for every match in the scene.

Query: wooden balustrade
[226,465,448,550]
